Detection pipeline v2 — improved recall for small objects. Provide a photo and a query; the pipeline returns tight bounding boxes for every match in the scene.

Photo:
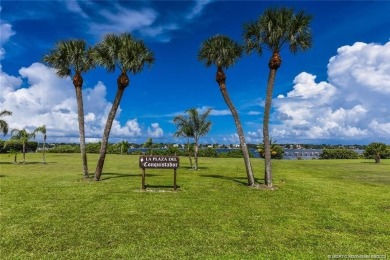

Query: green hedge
[0,140,38,153]
[320,149,359,159]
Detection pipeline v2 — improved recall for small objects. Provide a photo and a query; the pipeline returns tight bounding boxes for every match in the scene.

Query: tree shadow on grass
[0,162,58,165]
[200,174,264,186]
[102,172,159,180]
[0,162,14,165]
[360,161,379,164]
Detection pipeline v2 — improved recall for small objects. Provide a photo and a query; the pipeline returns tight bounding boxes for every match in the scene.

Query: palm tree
[35,125,47,164]
[43,40,93,178]
[243,7,312,187]
[0,110,12,136]
[198,35,256,186]
[119,140,129,155]
[10,128,36,164]
[173,116,194,169]
[174,108,212,170]
[92,33,154,181]
[364,142,389,163]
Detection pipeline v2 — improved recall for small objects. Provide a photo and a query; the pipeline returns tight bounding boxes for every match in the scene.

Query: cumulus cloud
[147,123,163,138]
[0,62,146,142]
[272,41,390,143]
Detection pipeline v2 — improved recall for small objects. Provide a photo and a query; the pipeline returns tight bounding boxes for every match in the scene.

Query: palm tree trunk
[375,153,381,163]
[194,141,199,170]
[94,75,128,181]
[263,68,277,187]
[187,138,193,169]
[22,141,26,164]
[43,135,46,164]
[219,82,255,186]
[74,83,89,179]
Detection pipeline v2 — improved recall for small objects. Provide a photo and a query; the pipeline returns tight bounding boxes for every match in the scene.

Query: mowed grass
[0,153,389,259]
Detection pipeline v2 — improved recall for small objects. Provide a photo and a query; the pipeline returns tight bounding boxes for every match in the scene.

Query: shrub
[219,149,254,158]
[320,149,359,159]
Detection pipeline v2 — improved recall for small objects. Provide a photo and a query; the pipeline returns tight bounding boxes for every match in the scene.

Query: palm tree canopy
[10,129,36,142]
[0,110,12,136]
[35,125,46,135]
[187,108,212,141]
[35,125,47,140]
[243,7,312,55]
[92,33,155,74]
[198,35,243,69]
[43,39,94,77]
[173,108,212,141]
[173,116,194,139]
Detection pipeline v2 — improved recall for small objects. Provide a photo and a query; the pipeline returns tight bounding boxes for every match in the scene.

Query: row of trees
[2,7,313,186]
[43,33,154,181]
[0,111,47,164]
[169,7,312,187]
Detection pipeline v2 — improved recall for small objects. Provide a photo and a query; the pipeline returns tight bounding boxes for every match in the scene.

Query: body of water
[128,148,364,160]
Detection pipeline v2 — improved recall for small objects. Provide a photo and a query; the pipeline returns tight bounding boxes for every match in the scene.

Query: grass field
[0,153,389,259]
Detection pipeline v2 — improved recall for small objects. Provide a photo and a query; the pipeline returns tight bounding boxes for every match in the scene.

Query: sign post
[139,156,180,191]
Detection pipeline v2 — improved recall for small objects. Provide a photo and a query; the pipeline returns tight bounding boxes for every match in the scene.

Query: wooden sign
[139,156,180,191]
[139,156,179,169]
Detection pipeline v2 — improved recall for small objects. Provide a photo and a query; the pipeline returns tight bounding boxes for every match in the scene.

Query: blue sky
[1,0,390,145]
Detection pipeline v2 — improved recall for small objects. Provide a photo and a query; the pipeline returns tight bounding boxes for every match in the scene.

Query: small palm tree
[173,116,194,169]
[119,140,129,155]
[35,125,47,164]
[243,7,312,187]
[174,108,212,170]
[43,40,93,178]
[198,35,256,186]
[0,110,12,136]
[10,128,36,164]
[364,142,389,163]
[92,33,154,181]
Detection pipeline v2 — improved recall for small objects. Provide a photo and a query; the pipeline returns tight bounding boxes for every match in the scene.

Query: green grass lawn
[1,153,389,259]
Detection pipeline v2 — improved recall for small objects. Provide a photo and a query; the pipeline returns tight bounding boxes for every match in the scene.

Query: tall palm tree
[243,7,312,187]
[35,125,47,164]
[174,108,212,170]
[92,33,154,181]
[0,110,12,136]
[43,40,93,178]
[173,116,194,169]
[10,128,36,164]
[198,35,256,186]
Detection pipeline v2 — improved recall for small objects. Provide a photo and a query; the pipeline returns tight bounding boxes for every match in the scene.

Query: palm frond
[198,35,242,69]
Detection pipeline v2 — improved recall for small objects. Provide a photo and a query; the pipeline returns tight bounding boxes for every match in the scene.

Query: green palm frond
[0,110,12,136]
[173,108,212,141]
[10,129,36,143]
[92,33,155,75]
[43,39,93,77]
[243,7,312,55]
[198,35,242,69]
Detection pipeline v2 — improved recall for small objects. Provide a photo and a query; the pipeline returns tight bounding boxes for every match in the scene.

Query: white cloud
[0,7,16,59]
[87,1,213,42]
[271,41,390,143]
[147,123,163,138]
[64,0,90,18]
[0,62,147,142]
[90,8,157,39]
[186,0,213,20]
